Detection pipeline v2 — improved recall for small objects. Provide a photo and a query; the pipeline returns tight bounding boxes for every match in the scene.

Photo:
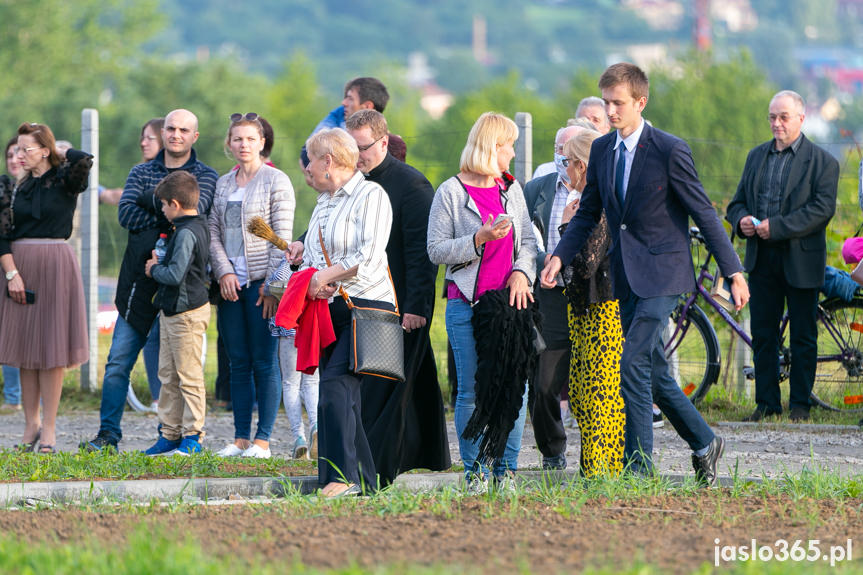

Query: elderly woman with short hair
[299,127,395,497]
[427,112,537,494]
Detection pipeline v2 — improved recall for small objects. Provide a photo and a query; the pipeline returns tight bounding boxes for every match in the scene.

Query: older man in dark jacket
[727,90,838,422]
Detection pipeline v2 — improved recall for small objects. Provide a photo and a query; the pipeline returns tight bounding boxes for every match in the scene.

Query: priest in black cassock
[346,110,451,486]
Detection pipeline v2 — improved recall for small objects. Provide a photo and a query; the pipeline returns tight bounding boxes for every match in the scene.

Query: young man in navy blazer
[541,63,750,486]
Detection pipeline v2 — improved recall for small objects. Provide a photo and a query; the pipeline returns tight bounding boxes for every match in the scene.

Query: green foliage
[647,50,777,201]
[0,450,314,482]
[0,0,163,148]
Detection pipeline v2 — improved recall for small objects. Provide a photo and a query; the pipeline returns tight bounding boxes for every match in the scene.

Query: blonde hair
[306,128,359,170]
[459,112,518,177]
[562,129,601,170]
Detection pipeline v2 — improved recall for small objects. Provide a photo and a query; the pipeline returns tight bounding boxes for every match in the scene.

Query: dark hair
[141,117,164,141]
[155,171,199,210]
[345,77,389,112]
[599,62,649,101]
[4,135,17,160]
[259,116,274,159]
[388,133,407,162]
[17,122,61,168]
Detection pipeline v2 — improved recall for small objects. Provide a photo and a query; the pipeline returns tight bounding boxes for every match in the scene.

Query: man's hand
[540,256,562,289]
[730,273,750,311]
[402,313,427,333]
[144,250,158,278]
[739,215,758,237]
[286,241,304,265]
[755,218,770,240]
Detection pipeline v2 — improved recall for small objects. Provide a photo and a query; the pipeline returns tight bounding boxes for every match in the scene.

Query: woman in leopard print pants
[559,129,625,477]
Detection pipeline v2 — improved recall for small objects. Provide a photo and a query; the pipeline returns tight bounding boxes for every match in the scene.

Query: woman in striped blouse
[300,128,395,497]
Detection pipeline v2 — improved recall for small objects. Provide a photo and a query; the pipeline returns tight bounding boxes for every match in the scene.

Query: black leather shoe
[542,453,567,470]
[692,436,725,488]
[789,407,810,422]
[742,407,778,422]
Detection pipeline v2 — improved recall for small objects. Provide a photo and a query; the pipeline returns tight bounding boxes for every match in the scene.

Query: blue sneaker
[143,435,181,456]
[173,435,202,456]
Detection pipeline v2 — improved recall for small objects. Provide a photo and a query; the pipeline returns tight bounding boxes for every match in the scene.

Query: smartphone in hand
[493,213,513,227]
[6,287,35,304]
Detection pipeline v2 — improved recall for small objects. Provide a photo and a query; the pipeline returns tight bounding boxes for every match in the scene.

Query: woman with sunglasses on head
[0,122,93,453]
[210,113,295,459]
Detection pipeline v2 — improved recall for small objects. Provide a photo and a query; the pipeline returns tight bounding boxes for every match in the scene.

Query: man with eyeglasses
[344,109,450,486]
[727,90,839,423]
[300,77,407,165]
[81,109,218,452]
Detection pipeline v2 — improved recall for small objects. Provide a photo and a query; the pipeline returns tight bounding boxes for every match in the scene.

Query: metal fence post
[734,316,752,399]
[80,109,99,391]
[514,112,532,187]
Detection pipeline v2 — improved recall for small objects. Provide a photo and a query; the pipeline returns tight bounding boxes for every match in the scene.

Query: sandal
[37,444,56,454]
[16,428,41,453]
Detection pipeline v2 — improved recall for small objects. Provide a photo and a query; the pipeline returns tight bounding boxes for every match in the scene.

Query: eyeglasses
[561,157,579,167]
[230,112,259,123]
[16,146,42,155]
[768,113,800,124]
[357,136,383,152]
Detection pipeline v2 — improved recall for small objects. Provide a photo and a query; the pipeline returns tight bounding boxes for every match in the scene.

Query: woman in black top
[0,122,93,453]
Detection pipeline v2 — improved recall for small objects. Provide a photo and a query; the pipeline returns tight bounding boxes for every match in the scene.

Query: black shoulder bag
[318,227,405,382]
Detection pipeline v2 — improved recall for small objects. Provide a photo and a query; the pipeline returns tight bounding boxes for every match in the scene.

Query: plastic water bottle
[154,233,168,264]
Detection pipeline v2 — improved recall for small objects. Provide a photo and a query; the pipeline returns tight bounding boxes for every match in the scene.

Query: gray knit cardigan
[427,175,537,302]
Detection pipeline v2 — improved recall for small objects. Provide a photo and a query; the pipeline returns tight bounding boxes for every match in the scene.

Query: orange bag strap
[317,226,399,314]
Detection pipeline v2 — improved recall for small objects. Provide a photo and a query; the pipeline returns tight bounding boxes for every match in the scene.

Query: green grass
[0,450,315,483]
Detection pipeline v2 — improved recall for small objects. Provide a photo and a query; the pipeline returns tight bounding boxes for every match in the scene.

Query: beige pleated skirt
[0,239,88,369]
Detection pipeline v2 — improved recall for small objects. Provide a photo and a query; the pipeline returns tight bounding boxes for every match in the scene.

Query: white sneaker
[465,473,488,496]
[215,443,245,457]
[241,444,272,459]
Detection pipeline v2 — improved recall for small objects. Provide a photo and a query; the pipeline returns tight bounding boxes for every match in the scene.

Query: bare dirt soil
[1,495,860,573]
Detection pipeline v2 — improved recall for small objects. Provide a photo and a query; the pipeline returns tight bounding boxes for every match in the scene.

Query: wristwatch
[5,269,18,281]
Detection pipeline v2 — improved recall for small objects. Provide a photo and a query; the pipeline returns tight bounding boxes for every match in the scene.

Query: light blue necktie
[615,145,626,206]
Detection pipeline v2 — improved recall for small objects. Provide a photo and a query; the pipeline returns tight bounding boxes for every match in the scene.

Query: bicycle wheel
[664,302,721,404]
[810,296,863,413]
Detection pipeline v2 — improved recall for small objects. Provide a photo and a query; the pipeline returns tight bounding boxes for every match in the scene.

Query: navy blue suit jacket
[553,123,742,299]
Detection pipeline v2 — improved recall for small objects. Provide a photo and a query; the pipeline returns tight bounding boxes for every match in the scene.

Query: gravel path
[1,408,860,479]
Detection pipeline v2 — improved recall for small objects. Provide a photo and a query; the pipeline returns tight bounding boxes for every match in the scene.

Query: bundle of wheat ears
[246,216,288,250]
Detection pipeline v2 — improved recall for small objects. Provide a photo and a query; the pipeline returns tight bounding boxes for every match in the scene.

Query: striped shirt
[757,135,802,220]
[118,149,217,231]
[267,256,296,338]
[302,170,395,304]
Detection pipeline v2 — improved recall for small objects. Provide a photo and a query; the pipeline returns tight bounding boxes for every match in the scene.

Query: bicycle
[664,227,863,413]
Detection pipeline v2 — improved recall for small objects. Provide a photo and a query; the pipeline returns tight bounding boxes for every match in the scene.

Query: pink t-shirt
[447,183,514,302]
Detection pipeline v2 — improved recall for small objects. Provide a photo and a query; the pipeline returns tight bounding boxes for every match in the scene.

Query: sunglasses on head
[230,112,259,123]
